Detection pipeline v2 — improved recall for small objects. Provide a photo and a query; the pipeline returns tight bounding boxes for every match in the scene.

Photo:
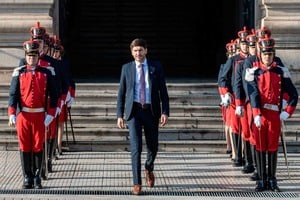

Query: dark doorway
[59,0,254,80]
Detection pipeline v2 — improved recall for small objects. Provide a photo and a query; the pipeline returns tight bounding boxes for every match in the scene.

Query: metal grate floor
[0,151,299,200]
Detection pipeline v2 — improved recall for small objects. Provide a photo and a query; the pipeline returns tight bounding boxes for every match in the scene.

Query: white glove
[245,67,258,82]
[67,97,74,107]
[65,91,71,103]
[280,111,289,121]
[60,99,65,108]
[8,114,16,126]
[44,114,54,127]
[235,106,243,116]
[219,95,224,106]
[222,93,231,107]
[55,107,61,117]
[254,115,262,128]
[282,99,288,109]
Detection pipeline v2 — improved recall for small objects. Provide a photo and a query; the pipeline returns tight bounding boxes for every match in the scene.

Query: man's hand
[235,106,243,117]
[254,115,262,128]
[67,97,74,108]
[117,117,125,129]
[55,107,61,117]
[8,114,16,127]
[65,91,71,102]
[280,111,289,121]
[44,114,54,127]
[160,114,168,127]
[222,93,231,107]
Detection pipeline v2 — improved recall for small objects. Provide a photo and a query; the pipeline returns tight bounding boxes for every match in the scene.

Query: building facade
[0,0,300,83]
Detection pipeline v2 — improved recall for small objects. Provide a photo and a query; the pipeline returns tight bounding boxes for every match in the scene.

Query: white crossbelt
[22,107,45,113]
[263,103,279,111]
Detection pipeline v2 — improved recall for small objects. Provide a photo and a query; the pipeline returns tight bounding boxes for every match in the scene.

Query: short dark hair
[130,38,147,50]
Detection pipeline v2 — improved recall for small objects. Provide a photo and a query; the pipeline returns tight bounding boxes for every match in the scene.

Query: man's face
[25,53,39,67]
[261,52,274,66]
[131,46,147,63]
[52,49,61,60]
[240,42,248,54]
[248,46,257,56]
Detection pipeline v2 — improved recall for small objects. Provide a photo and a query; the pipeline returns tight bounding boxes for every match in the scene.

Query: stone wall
[257,0,300,84]
[0,0,55,83]
[1,0,300,83]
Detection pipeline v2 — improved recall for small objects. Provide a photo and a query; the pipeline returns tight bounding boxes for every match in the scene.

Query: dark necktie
[139,64,146,105]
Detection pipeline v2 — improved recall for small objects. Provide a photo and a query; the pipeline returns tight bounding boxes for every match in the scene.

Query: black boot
[249,144,258,181]
[232,133,243,167]
[250,171,259,181]
[47,139,56,173]
[255,150,267,192]
[268,151,280,192]
[241,140,254,173]
[20,151,33,189]
[33,151,43,189]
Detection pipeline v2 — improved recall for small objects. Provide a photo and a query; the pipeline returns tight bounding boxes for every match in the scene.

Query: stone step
[1,81,300,152]
[0,92,221,106]
[0,82,219,93]
[2,135,300,153]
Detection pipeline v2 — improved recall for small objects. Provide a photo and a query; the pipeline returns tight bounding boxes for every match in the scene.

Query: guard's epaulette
[12,65,25,77]
[46,66,56,76]
[278,66,291,78]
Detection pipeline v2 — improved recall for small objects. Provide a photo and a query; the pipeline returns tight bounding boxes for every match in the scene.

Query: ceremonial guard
[52,36,75,155]
[8,39,58,189]
[234,29,258,175]
[219,26,250,167]
[19,22,68,175]
[218,41,235,156]
[241,26,287,181]
[245,36,298,192]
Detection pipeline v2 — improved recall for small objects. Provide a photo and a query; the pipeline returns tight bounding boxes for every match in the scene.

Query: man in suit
[116,38,169,195]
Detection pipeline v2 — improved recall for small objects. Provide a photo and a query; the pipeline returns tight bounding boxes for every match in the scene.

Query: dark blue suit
[116,60,169,185]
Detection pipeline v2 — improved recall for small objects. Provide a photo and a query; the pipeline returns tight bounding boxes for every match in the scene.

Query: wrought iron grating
[0,190,299,198]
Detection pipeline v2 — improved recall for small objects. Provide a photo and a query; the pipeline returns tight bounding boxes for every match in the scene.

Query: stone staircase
[0,80,300,153]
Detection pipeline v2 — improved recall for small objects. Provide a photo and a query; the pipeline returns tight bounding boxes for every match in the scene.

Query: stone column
[0,0,54,83]
[256,0,300,83]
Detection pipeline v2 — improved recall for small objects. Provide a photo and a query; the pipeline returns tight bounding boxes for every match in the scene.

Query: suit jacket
[117,60,169,121]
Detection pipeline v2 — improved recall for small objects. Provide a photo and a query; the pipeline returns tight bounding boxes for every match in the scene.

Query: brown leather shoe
[145,170,155,187]
[132,184,142,195]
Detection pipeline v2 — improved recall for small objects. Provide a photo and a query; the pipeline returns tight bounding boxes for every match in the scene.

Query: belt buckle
[141,104,149,109]
[28,108,34,112]
[265,104,271,109]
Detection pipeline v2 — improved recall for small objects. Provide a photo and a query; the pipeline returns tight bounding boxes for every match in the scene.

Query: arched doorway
[59,0,254,80]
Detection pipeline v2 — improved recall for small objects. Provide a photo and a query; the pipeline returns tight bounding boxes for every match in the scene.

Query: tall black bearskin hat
[30,21,46,40]
[258,35,275,53]
[23,39,40,55]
